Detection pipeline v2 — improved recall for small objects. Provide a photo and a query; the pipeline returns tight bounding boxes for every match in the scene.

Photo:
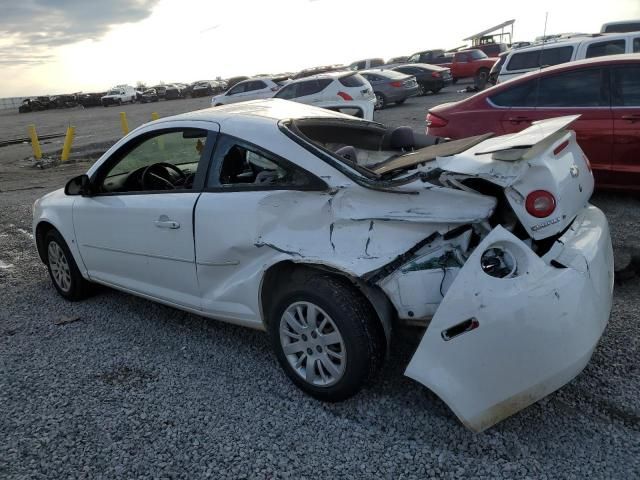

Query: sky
[0,0,639,97]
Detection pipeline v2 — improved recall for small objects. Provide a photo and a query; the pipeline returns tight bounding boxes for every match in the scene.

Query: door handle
[508,116,531,124]
[621,114,640,123]
[154,219,180,229]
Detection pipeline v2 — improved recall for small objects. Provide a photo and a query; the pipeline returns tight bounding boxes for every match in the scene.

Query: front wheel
[268,274,385,401]
[44,230,92,301]
[374,92,386,110]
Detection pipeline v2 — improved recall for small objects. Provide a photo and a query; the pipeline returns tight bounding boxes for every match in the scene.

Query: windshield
[107,90,119,95]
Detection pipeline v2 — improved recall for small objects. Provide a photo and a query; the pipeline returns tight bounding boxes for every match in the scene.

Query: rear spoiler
[474,115,581,161]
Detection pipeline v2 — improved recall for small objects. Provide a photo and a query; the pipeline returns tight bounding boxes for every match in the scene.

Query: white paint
[33,100,613,431]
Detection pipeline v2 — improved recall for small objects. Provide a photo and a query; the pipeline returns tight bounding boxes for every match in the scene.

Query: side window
[274,83,298,100]
[246,81,267,92]
[506,46,574,71]
[455,53,468,62]
[633,38,640,52]
[211,137,320,189]
[227,83,246,95]
[371,59,384,67]
[612,66,640,106]
[356,61,366,70]
[100,129,208,193]
[489,80,538,107]
[407,54,419,63]
[298,79,332,97]
[536,68,607,107]
[586,40,626,58]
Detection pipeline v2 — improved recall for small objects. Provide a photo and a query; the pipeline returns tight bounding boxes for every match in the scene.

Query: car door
[224,82,249,103]
[611,63,640,190]
[497,68,613,183]
[73,125,218,309]
[193,134,327,325]
[243,80,271,101]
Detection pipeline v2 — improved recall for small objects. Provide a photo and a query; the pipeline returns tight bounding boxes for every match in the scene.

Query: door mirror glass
[65,174,91,196]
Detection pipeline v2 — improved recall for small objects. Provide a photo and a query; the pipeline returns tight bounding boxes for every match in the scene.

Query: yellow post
[61,126,75,162]
[151,112,159,121]
[28,124,42,159]
[119,112,129,135]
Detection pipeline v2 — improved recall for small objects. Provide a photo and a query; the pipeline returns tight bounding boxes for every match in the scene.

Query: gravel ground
[1,89,639,479]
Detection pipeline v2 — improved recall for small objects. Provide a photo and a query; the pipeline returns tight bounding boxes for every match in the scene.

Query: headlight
[480,247,517,278]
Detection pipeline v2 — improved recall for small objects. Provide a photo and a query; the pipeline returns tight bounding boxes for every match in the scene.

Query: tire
[431,87,442,94]
[374,92,386,110]
[117,99,122,106]
[267,273,385,402]
[395,99,406,105]
[474,68,489,90]
[44,230,91,301]
[417,84,427,96]
[451,78,458,85]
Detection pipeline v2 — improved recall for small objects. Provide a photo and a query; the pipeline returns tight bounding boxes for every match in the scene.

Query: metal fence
[0,97,26,111]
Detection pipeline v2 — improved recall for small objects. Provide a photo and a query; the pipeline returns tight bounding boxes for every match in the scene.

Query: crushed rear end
[375,116,614,431]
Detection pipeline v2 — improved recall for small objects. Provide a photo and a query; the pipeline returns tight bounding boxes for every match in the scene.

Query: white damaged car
[33,99,614,432]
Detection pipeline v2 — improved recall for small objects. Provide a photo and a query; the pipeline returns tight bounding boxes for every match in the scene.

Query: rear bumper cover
[405,205,614,431]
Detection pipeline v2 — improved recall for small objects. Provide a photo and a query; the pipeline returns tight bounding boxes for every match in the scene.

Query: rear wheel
[374,92,386,110]
[474,68,489,89]
[44,230,91,301]
[417,84,427,96]
[431,87,442,94]
[268,274,385,401]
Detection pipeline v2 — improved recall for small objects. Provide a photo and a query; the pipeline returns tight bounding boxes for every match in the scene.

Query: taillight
[525,190,556,218]
[390,81,403,87]
[431,71,442,78]
[426,112,448,128]
[337,91,353,101]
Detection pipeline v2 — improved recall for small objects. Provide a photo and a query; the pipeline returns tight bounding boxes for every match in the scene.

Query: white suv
[211,77,287,106]
[273,71,375,120]
[496,32,640,83]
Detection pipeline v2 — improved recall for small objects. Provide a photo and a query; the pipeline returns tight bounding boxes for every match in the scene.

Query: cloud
[0,0,159,66]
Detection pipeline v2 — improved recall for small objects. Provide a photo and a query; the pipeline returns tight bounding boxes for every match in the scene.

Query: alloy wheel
[279,301,346,387]
[48,241,71,293]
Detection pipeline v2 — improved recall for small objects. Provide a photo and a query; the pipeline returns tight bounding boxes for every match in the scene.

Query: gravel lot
[1,87,639,479]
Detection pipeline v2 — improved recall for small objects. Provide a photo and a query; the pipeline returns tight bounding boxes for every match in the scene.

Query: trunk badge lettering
[531,217,561,231]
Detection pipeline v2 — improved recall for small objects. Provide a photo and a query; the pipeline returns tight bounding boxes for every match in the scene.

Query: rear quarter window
[489,80,538,107]
[506,46,574,71]
[339,74,366,87]
[634,38,640,52]
[612,66,640,106]
[586,39,626,58]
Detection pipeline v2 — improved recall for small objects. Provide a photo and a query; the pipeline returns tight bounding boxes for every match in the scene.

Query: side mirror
[65,174,92,196]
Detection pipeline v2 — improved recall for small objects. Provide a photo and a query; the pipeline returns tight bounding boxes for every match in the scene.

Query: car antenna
[534,11,549,111]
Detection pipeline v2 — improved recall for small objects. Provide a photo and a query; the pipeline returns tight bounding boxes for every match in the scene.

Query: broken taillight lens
[426,112,448,128]
[337,91,353,101]
[525,190,556,218]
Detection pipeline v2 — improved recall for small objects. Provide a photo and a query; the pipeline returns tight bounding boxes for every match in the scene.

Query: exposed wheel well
[35,221,56,263]
[260,261,394,348]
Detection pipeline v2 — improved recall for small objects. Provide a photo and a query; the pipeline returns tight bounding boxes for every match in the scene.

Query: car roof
[509,32,637,54]
[517,53,640,77]
[285,70,354,83]
[153,98,363,126]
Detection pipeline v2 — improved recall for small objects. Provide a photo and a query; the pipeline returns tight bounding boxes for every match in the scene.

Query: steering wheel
[141,162,185,190]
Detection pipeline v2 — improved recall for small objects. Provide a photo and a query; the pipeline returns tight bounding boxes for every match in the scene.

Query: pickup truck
[407,49,497,86]
[439,49,497,85]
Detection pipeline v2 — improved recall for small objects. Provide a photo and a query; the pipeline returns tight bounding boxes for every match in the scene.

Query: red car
[426,54,640,192]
